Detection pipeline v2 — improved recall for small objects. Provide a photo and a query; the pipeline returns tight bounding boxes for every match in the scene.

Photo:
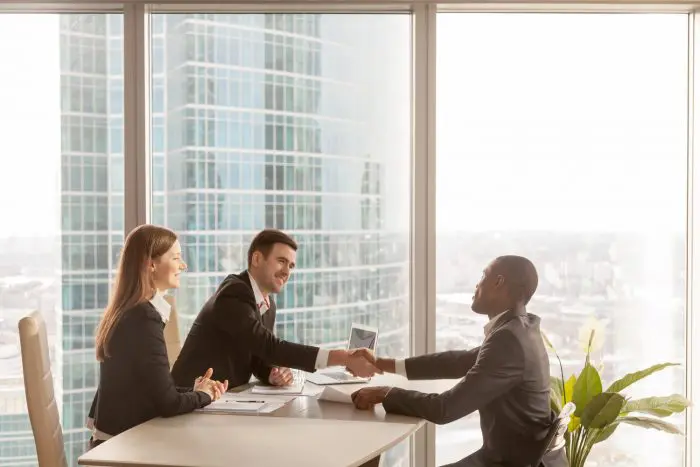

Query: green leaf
[580,392,625,429]
[594,422,620,444]
[617,416,684,435]
[563,374,576,407]
[568,415,580,432]
[573,363,602,416]
[606,363,679,393]
[622,394,691,418]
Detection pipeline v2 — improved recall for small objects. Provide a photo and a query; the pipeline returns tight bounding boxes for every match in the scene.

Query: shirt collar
[149,290,171,323]
[484,309,510,337]
[248,273,270,315]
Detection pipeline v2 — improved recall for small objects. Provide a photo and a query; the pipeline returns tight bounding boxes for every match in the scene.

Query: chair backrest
[162,295,181,368]
[18,311,68,467]
[532,402,576,467]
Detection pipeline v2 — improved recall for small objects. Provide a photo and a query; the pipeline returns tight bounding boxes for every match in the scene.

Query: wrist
[377,358,396,374]
[328,349,349,367]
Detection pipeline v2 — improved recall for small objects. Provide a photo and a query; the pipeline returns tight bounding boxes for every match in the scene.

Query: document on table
[317,385,353,404]
[196,393,285,414]
[250,382,305,395]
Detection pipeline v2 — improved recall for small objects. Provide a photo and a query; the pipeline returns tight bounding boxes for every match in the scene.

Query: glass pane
[0,14,123,467]
[150,13,411,467]
[436,13,687,467]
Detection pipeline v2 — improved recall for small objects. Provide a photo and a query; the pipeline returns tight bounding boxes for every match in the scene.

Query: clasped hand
[269,367,294,386]
[193,367,228,401]
[345,348,382,378]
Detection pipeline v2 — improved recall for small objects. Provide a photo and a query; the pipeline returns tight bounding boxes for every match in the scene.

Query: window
[0,13,123,467]
[150,13,411,467]
[436,13,687,467]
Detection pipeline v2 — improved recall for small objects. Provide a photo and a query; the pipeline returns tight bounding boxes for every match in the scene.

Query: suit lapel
[262,297,276,330]
[239,270,276,329]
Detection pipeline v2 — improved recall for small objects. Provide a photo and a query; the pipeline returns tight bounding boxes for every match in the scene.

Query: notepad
[198,398,267,413]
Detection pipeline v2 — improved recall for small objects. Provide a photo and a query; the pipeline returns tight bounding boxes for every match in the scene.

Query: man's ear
[494,275,505,288]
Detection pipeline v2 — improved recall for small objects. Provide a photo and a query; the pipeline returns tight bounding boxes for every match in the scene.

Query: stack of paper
[199,399,266,413]
[317,385,353,404]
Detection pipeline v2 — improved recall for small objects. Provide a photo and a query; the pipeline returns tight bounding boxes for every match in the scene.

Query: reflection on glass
[436,13,687,467]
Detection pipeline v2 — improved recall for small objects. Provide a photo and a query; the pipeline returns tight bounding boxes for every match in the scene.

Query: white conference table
[78,374,458,467]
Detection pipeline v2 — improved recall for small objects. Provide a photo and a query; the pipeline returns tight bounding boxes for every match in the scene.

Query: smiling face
[250,242,296,294]
[151,240,187,291]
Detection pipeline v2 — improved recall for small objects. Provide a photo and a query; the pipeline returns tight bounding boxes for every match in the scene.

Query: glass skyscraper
[0,13,408,466]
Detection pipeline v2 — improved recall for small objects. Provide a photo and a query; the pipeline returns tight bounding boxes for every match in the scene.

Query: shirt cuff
[315,348,330,369]
[395,358,407,377]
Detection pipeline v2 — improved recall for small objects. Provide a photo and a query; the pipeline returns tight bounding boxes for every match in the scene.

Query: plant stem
[571,428,581,467]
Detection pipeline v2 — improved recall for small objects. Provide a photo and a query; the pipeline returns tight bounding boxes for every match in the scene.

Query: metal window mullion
[123,2,150,235]
[411,4,436,467]
[687,11,700,467]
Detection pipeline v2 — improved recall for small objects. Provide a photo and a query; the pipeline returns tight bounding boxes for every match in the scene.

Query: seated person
[87,225,226,449]
[352,255,567,467]
[171,229,378,389]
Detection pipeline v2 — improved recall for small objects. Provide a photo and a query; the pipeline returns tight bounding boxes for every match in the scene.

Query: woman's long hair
[95,224,178,361]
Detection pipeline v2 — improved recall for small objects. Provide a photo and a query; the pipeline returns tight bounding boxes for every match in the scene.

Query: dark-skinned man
[352,255,567,467]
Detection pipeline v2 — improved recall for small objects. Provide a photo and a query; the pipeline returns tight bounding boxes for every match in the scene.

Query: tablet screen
[348,327,377,350]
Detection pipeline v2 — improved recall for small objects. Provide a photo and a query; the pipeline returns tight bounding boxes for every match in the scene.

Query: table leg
[358,455,381,467]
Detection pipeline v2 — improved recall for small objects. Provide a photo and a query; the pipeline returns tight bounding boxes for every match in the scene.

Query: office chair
[18,310,69,467]
[531,402,576,467]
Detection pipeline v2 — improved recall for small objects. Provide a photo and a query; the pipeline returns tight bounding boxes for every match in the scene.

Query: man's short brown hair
[247,229,298,267]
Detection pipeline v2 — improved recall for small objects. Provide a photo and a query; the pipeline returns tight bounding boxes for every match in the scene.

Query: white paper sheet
[197,398,266,413]
[317,385,353,404]
[250,382,305,395]
[196,393,289,414]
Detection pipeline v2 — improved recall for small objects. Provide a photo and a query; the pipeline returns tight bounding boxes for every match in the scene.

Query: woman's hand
[194,368,228,401]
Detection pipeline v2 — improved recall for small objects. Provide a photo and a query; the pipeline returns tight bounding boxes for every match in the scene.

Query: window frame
[2,2,700,467]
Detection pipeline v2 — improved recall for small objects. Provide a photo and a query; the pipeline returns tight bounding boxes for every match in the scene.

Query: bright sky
[0,13,689,237]
[437,13,688,233]
[0,15,61,238]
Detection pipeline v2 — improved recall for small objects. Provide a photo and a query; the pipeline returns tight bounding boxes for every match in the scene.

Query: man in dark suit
[351,255,567,467]
[172,229,379,389]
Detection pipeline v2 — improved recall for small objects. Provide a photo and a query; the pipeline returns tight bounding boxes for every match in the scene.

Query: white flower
[578,316,606,354]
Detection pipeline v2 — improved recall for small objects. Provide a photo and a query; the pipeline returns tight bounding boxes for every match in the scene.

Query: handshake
[265,348,384,388]
[342,348,384,378]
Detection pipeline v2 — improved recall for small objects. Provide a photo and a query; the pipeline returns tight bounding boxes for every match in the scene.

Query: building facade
[0,13,409,467]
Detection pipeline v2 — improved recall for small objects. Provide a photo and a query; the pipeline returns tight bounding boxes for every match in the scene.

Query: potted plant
[543,320,691,467]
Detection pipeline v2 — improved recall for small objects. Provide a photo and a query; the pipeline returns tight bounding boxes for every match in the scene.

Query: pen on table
[235,400,266,403]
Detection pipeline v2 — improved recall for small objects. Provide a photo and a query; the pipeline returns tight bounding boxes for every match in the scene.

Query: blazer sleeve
[213,284,319,372]
[383,328,525,425]
[134,312,213,416]
[404,348,480,380]
[251,305,277,384]
[251,357,272,384]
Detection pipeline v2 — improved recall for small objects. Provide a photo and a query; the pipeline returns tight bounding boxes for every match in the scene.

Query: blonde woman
[87,224,227,449]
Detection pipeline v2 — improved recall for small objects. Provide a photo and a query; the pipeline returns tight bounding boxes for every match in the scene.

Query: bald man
[352,256,567,467]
